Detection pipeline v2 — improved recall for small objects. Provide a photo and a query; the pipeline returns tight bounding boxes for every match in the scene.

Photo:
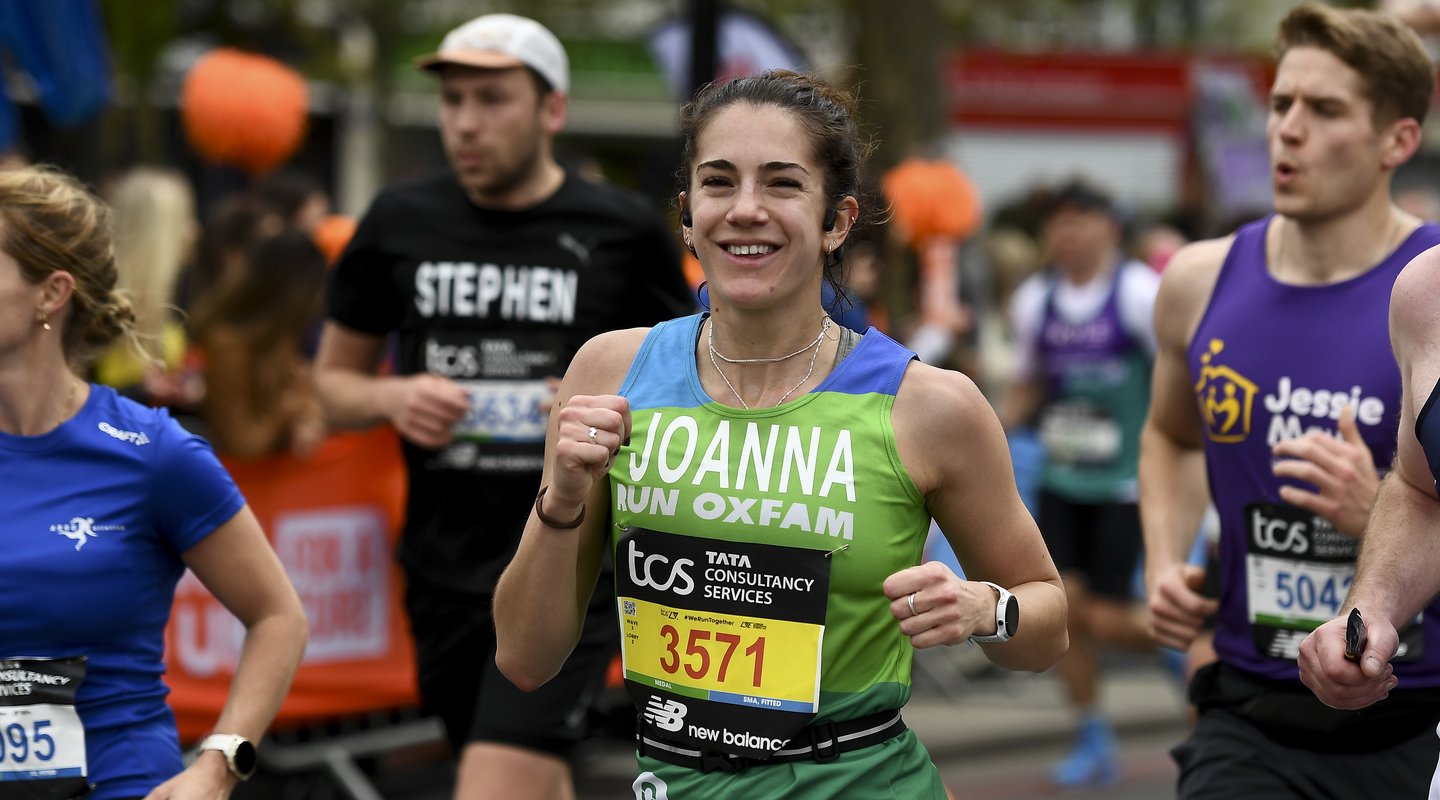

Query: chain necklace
[706,316,830,409]
[710,316,832,364]
[49,377,78,433]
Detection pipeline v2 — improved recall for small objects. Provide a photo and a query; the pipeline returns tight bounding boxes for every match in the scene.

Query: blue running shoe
[1050,716,1120,790]
[1162,647,1189,686]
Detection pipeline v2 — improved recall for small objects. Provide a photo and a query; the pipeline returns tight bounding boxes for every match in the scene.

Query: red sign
[948,49,1197,132]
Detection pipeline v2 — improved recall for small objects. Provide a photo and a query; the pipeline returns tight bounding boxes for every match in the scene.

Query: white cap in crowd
[415,13,569,94]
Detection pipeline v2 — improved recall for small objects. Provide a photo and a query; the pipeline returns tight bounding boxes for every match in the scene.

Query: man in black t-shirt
[314,13,689,799]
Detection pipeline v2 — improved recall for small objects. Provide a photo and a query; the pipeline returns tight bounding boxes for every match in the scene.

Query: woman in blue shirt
[0,165,308,799]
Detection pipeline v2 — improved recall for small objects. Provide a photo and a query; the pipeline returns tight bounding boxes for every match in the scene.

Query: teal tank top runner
[1036,265,1151,503]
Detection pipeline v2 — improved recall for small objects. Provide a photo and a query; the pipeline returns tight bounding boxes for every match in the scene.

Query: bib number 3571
[658,625,765,686]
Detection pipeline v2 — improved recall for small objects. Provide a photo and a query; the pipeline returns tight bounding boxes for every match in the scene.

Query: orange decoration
[311,214,358,267]
[181,49,309,176]
[881,158,982,247]
[165,427,414,743]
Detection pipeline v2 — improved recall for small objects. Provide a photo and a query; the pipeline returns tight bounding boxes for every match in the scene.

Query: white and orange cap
[415,13,569,94]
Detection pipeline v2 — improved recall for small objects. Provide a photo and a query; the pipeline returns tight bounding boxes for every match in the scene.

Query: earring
[38,311,51,331]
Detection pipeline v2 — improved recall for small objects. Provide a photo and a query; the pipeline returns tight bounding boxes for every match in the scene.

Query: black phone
[1344,607,1367,663]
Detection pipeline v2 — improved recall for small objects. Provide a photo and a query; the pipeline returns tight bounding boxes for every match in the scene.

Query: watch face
[232,740,258,778]
[1004,596,1020,636]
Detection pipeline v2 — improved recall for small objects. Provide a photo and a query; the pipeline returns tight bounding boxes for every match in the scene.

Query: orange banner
[164,426,415,743]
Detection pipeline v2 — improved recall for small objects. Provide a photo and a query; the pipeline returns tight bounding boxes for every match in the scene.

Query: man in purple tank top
[1140,4,1440,798]
[1299,249,1440,796]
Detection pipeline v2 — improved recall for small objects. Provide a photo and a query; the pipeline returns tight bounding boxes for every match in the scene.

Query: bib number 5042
[1275,571,1350,616]
[658,625,765,687]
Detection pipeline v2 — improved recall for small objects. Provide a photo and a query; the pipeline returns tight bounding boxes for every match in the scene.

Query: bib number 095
[0,720,56,763]
[658,625,765,687]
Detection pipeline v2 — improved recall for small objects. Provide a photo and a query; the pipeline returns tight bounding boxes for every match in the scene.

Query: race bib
[616,528,831,759]
[1243,503,1422,661]
[424,330,567,475]
[0,656,88,800]
[453,379,550,442]
[1038,401,1121,465]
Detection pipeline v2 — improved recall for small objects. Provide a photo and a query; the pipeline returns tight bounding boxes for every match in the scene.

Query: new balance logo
[644,696,687,732]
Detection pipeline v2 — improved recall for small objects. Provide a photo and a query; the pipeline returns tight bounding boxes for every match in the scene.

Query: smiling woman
[493,70,1068,799]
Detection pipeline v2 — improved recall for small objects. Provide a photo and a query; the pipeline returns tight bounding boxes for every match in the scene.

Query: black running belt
[636,710,907,773]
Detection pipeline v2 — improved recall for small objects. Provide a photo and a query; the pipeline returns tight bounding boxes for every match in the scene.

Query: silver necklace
[706,317,830,409]
[709,316,832,364]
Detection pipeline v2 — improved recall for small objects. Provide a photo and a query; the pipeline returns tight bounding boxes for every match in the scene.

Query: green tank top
[608,314,947,798]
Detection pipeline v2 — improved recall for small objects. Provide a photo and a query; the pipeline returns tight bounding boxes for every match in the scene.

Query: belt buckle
[809,720,840,764]
[699,750,749,774]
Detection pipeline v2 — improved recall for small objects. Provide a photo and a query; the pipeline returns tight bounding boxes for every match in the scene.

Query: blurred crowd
[73,166,339,462]
[23,162,1218,469]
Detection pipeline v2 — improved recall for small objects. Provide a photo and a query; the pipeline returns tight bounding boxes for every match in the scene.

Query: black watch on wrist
[199,734,258,780]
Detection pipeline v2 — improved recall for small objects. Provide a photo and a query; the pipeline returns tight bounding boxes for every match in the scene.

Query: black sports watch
[968,581,1019,644]
[198,734,258,780]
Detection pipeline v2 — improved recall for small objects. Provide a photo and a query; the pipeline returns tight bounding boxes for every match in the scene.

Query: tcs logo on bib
[626,539,695,596]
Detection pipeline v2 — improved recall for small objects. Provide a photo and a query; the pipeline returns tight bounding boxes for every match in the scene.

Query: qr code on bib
[623,600,637,616]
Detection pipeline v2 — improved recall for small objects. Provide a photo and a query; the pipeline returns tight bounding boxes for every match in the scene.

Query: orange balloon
[882,158,983,247]
[181,49,309,175]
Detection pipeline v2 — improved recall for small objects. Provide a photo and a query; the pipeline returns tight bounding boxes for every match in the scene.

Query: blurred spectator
[93,167,200,410]
[257,169,331,233]
[1133,219,1190,273]
[1001,178,1161,790]
[188,192,273,314]
[974,225,1043,403]
[190,230,327,459]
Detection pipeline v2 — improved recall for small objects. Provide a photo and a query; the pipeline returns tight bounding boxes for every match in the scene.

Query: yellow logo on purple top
[1195,339,1257,443]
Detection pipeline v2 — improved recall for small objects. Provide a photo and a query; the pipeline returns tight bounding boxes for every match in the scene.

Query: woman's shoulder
[87,384,169,431]
[894,360,990,418]
[70,386,204,465]
[891,361,1003,491]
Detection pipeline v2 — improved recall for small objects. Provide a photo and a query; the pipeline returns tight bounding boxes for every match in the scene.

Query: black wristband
[535,486,586,529]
